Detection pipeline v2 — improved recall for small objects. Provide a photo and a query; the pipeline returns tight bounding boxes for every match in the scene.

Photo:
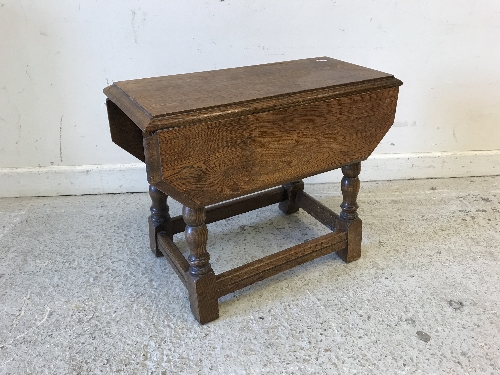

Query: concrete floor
[1,176,499,374]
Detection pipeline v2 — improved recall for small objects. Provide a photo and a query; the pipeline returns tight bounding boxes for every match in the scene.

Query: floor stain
[416,331,431,343]
[448,300,464,311]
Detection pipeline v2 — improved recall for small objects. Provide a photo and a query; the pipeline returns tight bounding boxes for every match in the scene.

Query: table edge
[104,76,402,133]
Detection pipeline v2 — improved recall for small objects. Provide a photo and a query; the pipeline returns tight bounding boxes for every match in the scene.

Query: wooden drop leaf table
[103,57,402,324]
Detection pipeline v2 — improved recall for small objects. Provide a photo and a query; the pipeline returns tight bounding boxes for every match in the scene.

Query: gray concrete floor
[1,176,499,374]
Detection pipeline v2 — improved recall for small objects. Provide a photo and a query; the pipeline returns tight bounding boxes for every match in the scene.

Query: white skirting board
[1,151,499,198]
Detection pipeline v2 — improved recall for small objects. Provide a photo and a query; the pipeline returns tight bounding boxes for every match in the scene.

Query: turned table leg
[337,162,362,263]
[183,206,219,324]
[148,185,172,257]
[279,180,304,214]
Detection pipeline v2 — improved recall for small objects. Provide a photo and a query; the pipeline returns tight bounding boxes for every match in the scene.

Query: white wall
[1,1,499,196]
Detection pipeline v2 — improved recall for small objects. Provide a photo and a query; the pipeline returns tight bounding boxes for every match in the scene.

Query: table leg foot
[337,162,362,263]
[187,272,219,324]
[279,180,304,214]
[183,205,219,324]
[149,185,172,257]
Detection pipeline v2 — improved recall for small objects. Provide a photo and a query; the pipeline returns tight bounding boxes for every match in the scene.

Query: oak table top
[104,56,401,133]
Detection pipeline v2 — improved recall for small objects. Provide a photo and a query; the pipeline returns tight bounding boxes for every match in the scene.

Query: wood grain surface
[215,231,347,297]
[157,233,189,285]
[337,162,362,263]
[296,190,339,231]
[170,187,287,235]
[104,57,402,324]
[106,99,145,161]
[103,57,401,132]
[145,87,399,207]
[148,185,171,257]
[278,180,304,215]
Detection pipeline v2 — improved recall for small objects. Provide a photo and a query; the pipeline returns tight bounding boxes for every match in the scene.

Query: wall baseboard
[305,150,500,184]
[0,164,149,198]
[1,151,499,198]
